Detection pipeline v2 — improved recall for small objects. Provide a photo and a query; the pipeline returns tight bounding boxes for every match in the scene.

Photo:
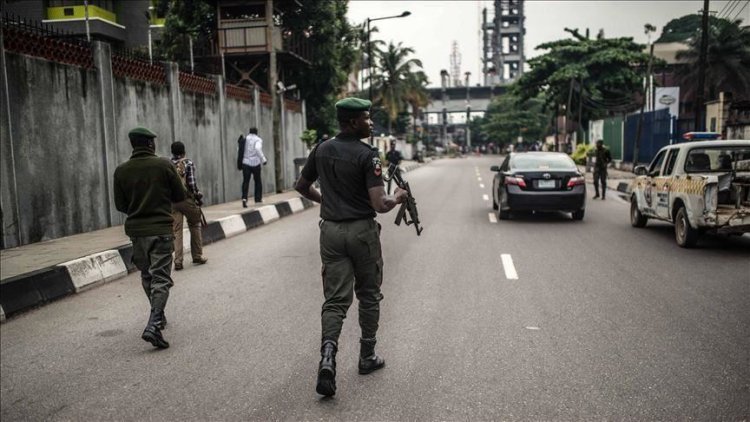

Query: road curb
[0,197,316,323]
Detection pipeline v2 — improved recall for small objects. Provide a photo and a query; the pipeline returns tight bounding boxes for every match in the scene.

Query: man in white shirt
[236,127,268,207]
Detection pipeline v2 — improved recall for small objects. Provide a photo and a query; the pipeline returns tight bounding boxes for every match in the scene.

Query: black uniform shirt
[386,149,403,166]
[301,134,384,221]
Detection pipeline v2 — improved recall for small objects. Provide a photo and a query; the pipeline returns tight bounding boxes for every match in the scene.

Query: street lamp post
[366,11,411,145]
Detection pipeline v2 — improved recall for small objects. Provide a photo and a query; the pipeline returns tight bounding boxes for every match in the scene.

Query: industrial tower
[482,0,525,86]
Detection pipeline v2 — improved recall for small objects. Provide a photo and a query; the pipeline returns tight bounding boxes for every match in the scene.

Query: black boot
[316,339,337,396]
[142,308,169,349]
[358,337,385,375]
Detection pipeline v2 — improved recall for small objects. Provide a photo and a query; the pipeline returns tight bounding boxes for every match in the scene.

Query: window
[511,154,576,170]
[685,146,750,173]
[648,150,667,176]
[664,149,679,175]
[710,117,717,132]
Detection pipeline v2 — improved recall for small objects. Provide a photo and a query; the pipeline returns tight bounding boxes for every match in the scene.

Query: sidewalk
[0,160,424,322]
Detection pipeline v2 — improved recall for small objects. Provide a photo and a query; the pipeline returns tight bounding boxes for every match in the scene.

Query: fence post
[165,62,182,146]
[92,41,117,226]
[214,74,227,203]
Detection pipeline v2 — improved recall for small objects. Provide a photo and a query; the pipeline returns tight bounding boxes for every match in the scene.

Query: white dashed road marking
[525,326,540,330]
[482,194,489,201]
[488,213,497,223]
[477,177,482,182]
[501,254,518,280]
[479,183,485,188]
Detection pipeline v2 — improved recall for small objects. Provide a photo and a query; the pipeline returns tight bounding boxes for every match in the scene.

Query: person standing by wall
[593,139,612,200]
[113,127,186,349]
[170,141,208,271]
[237,127,268,207]
[294,98,407,397]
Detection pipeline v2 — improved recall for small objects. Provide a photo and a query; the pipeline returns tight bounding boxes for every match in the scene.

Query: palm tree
[371,42,426,134]
[403,70,430,139]
[676,18,750,100]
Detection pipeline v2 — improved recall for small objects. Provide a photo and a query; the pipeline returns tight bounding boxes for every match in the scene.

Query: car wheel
[630,197,648,228]
[492,194,498,210]
[572,209,585,220]
[498,209,511,220]
[675,206,700,248]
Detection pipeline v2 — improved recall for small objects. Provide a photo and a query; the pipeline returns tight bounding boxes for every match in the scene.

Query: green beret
[128,126,157,139]
[335,97,371,111]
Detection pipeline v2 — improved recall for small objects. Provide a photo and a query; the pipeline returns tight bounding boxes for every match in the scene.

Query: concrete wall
[1,42,305,249]
[2,53,108,246]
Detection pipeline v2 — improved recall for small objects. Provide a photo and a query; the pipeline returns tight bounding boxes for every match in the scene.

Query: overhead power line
[730,0,749,21]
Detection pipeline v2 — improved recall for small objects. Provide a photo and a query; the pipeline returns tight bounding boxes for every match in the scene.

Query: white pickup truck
[630,139,750,247]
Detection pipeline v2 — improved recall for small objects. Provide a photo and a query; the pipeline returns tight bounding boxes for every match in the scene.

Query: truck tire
[675,206,700,248]
[630,197,648,228]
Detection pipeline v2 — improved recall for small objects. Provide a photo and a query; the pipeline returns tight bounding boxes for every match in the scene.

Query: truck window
[648,150,667,177]
[685,147,750,173]
[664,150,679,175]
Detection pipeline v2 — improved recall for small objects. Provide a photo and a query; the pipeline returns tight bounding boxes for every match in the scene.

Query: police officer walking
[113,127,187,349]
[593,139,613,200]
[385,140,404,194]
[295,98,407,397]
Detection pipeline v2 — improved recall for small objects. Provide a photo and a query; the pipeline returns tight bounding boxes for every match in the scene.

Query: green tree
[155,0,216,67]
[481,94,549,149]
[656,14,727,43]
[281,0,359,136]
[675,18,750,100]
[371,42,428,135]
[157,0,358,137]
[514,29,654,125]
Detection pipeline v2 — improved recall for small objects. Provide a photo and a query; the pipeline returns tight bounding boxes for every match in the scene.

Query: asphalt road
[2,156,749,421]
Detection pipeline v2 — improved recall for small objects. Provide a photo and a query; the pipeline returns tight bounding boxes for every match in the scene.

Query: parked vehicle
[491,152,586,220]
[630,139,750,247]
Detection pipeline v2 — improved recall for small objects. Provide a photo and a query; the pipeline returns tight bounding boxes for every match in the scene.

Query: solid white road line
[488,212,497,223]
[482,194,489,201]
[501,254,519,280]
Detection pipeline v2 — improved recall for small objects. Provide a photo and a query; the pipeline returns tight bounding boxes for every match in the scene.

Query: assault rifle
[386,163,423,236]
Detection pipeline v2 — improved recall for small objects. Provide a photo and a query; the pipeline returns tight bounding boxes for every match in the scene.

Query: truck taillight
[567,176,585,188]
[505,176,526,188]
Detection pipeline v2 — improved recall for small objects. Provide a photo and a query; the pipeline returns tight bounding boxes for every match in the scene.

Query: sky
[346,0,750,88]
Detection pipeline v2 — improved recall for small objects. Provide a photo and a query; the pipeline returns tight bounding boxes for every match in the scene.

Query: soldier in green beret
[295,97,408,397]
[113,127,187,349]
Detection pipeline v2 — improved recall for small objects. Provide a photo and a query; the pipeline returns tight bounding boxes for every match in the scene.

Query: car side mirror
[634,165,648,176]
[491,165,500,172]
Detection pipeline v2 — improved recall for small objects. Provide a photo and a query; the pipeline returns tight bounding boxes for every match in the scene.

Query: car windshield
[510,154,576,171]
[684,146,750,173]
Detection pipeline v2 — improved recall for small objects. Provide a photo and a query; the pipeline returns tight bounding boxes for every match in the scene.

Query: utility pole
[84,0,91,42]
[267,0,282,193]
[634,24,656,166]
[465,71,471,150]
[565,77,574,152]
[695,0,710,132]
[577,76,583,146]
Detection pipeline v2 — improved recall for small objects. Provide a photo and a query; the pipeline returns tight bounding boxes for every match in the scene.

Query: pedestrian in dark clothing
[237,127,267,207]
[113,127,187,349]
[385,140,404,194]
[593,139,612,199]
[170,141,207,270]
[295,97,408,397]
[318,133,330,145]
